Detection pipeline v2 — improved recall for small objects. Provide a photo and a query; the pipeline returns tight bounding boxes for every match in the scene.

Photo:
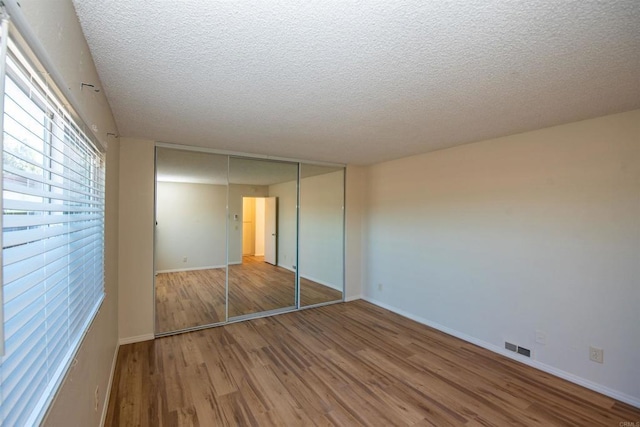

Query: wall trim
[344,294,362,302]
[277,264,296,273]
[155,265,226,274]
[100,343,120,426]
[118,333,154,346]
[363,297,640,409]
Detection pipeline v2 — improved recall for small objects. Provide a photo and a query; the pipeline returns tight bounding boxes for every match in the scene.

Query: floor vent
[505,342,517,352]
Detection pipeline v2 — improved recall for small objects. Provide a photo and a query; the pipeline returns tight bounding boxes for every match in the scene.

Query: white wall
[7,1,121,426]
[363,110,640,405]
[299,170,344,290]
[118,138,155,342]
[156,182,227,271]
[268,180,298,270]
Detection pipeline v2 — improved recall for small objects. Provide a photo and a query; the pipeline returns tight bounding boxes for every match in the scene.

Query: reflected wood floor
[107,300,640,426]
[156,256,342,333]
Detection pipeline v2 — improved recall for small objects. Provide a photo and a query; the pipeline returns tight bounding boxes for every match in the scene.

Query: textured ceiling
[73,1,640,165]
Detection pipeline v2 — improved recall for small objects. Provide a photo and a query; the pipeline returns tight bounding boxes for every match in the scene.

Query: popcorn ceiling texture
[72,1,640,165]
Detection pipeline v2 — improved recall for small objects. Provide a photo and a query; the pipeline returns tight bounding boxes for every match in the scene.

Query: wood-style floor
[155,256,343,333]
[107,300,640,426]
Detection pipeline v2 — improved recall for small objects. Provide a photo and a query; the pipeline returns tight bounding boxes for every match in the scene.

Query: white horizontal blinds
[0,40,105,426]
[0,15,9,360]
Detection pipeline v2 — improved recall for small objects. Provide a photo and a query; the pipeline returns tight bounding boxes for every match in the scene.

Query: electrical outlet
[94,386,99,412]
[183,256,187,263]
[377,283,383,291]
[589,346,604,363]
[535,330,546,345]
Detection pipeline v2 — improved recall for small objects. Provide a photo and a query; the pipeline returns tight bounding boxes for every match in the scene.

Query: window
[0,32,106,425]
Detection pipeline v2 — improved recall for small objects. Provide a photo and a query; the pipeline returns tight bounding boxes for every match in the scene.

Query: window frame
[0,18,107,426]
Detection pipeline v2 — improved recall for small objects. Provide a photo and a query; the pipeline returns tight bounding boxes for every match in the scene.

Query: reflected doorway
[242,196,277,265]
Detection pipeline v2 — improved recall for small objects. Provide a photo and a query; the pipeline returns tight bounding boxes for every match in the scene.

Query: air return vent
[517,346,531,357]
[505,342,531,358]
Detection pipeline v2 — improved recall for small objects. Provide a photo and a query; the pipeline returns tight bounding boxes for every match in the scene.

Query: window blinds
[0,36,106,425]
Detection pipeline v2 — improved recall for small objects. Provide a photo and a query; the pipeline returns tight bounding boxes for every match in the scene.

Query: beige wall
[7,0,118,149]
[156,182,227,271]
[118,138,155,342]
[363,110,640,404]
[299,170,345,290]
[7,1,122,426]
[345,165,366,300]
[268,180,298,270]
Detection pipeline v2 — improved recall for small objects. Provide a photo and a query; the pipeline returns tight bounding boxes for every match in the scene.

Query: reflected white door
[264,197,277,265]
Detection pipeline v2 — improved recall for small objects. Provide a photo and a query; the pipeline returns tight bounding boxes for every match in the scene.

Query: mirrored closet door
[154,145,345,336]
[299,165,344,307]
[154,148,229,334]
[227,157,299,319]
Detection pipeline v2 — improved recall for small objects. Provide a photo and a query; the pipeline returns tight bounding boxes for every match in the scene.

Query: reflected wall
[299,165,345,306]
[154,148,228,334]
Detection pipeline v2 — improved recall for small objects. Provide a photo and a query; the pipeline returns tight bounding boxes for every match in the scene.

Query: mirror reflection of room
[154,149,345,334]
[228,157,298,319]
[154,148,228,334]
[299,165,344,307]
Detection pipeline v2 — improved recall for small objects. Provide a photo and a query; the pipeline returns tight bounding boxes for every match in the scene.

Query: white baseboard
[118,333,155,346]
[156,265,226,274]
[344,294,362,302]
[363,297,640,409]
[300,274,342,291]
[278,263,296,273]
[100,343,120,426]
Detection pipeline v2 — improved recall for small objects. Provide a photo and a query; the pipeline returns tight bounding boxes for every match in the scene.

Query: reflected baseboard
[300,274,342,292]
[156,265,226,274]
[155,321,227,338]
[300,299,343,311]
[228,306,297,323]
[277,263,296,273]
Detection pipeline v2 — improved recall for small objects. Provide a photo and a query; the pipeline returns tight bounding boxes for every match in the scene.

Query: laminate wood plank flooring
[107,300,640,426]
[228,255,296,318]
[300,277,342,308]
[156,256,343,333]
